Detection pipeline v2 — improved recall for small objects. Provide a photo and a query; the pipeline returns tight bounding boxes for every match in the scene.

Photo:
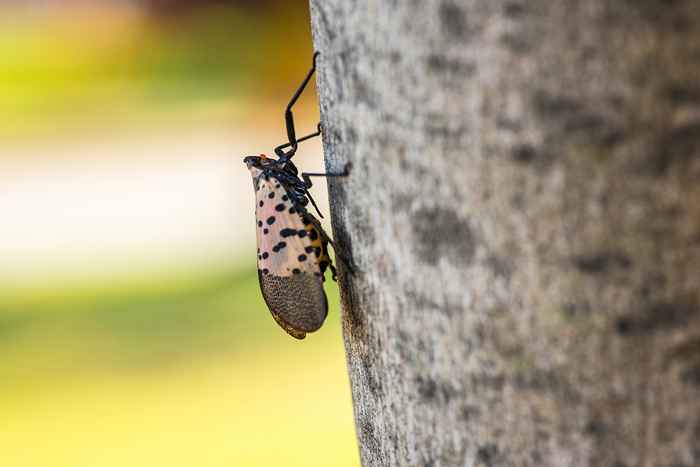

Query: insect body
[244,53,349,339]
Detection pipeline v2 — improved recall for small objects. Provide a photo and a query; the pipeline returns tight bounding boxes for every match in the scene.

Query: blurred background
[0,1,358,466]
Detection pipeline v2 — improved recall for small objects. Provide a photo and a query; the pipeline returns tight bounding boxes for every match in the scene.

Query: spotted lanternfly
[243,52,350,339]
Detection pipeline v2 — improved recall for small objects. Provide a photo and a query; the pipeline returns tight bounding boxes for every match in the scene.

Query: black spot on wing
[263,228,269,235]
[275,203,286,212]
[305,246,314,254]
[259,200,264,207]
[298,229,307,238]
[309,230,319,240]
[298,254,307,262]
[282,194,289,201]
[272,241,287,253]
[280,228,297,238]
[262,252,269,259]
[289,207,297,214]
[266,216,276,225]
[268,192,275,199]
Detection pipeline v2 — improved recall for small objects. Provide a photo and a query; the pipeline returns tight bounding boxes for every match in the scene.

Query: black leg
[274,123,321,158]
[302,162,352,188]
[278,52,320,160]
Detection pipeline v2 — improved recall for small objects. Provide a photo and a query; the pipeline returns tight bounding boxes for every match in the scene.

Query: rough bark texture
[309,1,700,466]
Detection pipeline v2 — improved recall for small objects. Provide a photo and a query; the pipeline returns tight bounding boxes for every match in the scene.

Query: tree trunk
[309,1,700,466]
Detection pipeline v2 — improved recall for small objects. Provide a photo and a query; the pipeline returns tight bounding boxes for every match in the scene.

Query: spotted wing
[253,175,327,339]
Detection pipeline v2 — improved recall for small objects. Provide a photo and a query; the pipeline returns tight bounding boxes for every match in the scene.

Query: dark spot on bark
[512,144,536,163]
[616,298,697,336]
[497,117,522,132]
[503,2,526,17]
[562,301,591,317]
[275,203,286,212]
[416,376,437,400]
[353,70,377,108]
[667,337,700,386]
[426,54,476,75]
[460,405,481,421]
[584,420,607,436]
[501,34,531,53]
[476,444,498,466]
[574,251,631,274]
[358,418,380,455]
[314,2,336,41]
[416,376,456,404]
[514,368,581,402]
[363,360,382,397]
[624,0,686,26]
[533,90,580,117]
[667,337,700,362]
[649,121,700,175]
[663,83,700,104]
[412,206,475,266]
[439,2,468,39]
[486,255,512,280]
[266,216,275,225]
[682,364,700,385]
[345,126,358,145]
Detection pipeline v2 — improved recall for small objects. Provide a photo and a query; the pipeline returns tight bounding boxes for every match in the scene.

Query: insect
[243,52,350,339]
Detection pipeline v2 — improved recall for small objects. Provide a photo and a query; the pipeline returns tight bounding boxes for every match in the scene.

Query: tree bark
[309,1,700,466]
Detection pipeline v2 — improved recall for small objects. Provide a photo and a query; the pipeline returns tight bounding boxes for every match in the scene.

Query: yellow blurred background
[0,1,359,466]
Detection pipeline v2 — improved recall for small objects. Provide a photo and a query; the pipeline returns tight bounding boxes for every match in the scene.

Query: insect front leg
[274,123,322,159]
[276,52,320,161]
[301,162,352,189]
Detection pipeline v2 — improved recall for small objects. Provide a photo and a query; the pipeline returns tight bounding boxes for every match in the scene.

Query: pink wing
[252,174,327,339]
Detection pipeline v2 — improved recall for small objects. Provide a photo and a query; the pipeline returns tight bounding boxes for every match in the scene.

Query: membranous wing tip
[258,270,328,339]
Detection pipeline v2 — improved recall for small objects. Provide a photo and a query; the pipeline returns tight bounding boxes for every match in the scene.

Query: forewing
[253,175,327,339]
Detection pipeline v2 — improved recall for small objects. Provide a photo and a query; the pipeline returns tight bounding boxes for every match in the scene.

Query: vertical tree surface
[309,1,700,466]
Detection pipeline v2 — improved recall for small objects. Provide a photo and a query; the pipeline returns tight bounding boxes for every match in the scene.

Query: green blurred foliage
[0,2,314,140]
[0,3,358,466]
